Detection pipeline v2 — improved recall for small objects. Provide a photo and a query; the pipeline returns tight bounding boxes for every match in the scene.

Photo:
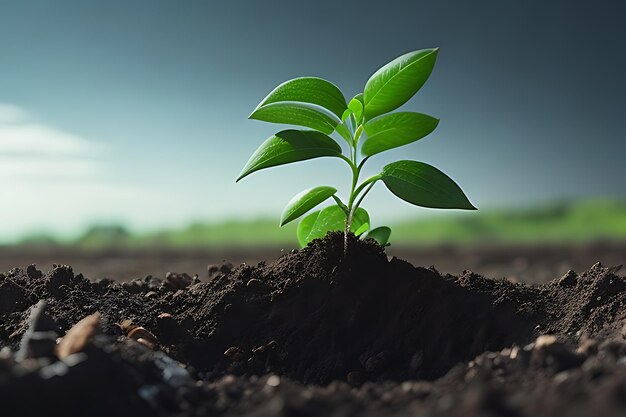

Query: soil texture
[1,233,625,416]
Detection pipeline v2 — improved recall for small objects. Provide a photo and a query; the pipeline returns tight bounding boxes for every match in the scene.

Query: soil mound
[1,233,626,416]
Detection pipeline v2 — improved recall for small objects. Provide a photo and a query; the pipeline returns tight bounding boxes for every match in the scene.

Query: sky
[0,0,625,240]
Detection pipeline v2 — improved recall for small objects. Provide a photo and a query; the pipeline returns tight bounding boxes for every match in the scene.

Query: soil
[1,232,626,416]
[1,241,623,284]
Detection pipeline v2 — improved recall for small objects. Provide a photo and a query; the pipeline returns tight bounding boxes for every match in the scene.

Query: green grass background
[14,199,626,249]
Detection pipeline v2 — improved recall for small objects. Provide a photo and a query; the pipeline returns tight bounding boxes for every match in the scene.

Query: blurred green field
[13,199,626,249]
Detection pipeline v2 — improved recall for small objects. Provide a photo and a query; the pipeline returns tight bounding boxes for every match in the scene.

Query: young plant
[237,48,476,249]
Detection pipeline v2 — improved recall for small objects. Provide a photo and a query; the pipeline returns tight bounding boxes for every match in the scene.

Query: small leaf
[363,48,439,119]
[381,160,476,210]
[363,226,391,246]
[237,130,343,182]
[297,206,343,247]
[250,102,339,134]
[253,77,347,119]
[280,186,337,226]
[296,206,370,247]
[341,108,353,122]
[348,96,364,122]
[353,222,370,236]
[351,207,370,233]
[362,112,439,157]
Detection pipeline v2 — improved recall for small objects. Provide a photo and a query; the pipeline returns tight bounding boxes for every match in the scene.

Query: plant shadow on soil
[1,232,626,416]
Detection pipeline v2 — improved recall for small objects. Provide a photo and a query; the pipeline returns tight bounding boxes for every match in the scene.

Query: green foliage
[251,77,347,118]
[237,130,343,182]
[381,161,476,210]
[362,226,392,246]
[281,186,337,226]
[362,112,439,156]
[238,47,476,247]
[296,206,369,247]
[363,49,439,119]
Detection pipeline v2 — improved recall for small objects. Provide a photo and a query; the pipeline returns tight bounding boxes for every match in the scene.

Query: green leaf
[351,207,370,232]
[381,160,476,210]
[296,206,370,247]
[362,112,439,157]
[363,48,439,119]
[252,77,347,119]
[335,123,353,144]
[297,206,342,247]
[237,130,343,182]
[363,226,391,246]
[250,102,339,135]
[348,95,364,123]
[341,108,353,122]
[280,186,337,226]
[353,222,370,236]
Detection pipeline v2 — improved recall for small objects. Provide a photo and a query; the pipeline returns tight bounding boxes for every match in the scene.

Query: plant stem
[344,154,360,256]
[353,181,376,212]
[342,120,373,256]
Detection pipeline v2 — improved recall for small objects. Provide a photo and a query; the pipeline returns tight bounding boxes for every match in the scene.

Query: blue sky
[0,0,625,240]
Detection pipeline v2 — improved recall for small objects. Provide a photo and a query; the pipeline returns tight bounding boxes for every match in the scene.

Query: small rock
[145,291,158,299]
[56,312,101,359]
[535,334,557,348]
[128,327,159,347]
[266,374,281,387]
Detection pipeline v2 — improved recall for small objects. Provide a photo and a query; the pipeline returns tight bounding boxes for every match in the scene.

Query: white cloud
[0,155,101,178]
[0,103,29,124]
[0,102,104,179]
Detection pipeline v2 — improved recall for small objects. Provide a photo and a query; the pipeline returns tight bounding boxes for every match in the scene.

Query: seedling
[237,48,476,249]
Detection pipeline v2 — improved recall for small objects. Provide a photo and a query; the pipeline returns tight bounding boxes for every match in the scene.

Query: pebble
[535,334,557,348]
[56,312,101,359]
[128,327,159,347]
[266,375,281,387]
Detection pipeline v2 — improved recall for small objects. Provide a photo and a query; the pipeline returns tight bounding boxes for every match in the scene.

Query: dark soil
[1,232,625,416]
